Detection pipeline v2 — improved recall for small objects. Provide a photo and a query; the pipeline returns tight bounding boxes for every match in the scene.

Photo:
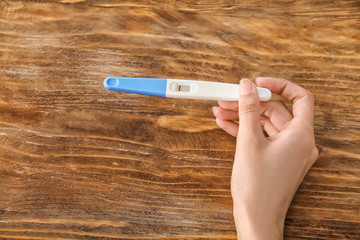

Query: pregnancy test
[103,77,271,101]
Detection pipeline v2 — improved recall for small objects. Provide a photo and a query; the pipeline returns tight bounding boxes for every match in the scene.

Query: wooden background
[0,0,359,239]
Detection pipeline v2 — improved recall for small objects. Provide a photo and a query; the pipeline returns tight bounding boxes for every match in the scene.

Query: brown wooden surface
[1,0,360,239]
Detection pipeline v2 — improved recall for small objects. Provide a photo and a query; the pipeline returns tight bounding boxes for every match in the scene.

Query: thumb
[237,78,263,140]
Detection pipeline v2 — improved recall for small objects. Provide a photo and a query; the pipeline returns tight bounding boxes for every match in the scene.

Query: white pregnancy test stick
[103,77,272,101]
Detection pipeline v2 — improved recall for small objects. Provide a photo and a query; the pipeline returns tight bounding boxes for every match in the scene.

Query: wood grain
[0,0,359,239]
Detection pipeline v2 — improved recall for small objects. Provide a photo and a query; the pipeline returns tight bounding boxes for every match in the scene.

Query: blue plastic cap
[103,77,167,97]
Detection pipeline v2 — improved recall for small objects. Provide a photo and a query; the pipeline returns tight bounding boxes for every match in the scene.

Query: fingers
[212,106,238,137]
[213,79,264,140]
[217,100,238,110]
[213,105,283,137]
[237,79,264,141]
[260,100,293,131]
[212,107,238,121]
[215,99,292,133]
[215,118,238,137]
[214,78,303,138]
[260,115,279,136]
[256,77,314,124]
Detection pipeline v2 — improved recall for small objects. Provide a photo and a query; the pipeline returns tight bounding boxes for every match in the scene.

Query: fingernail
[212,106,217,113]
[215,118,221,126]
[240,78,253,95]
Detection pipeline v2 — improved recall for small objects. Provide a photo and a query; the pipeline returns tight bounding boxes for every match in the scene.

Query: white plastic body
[165,79,271,101]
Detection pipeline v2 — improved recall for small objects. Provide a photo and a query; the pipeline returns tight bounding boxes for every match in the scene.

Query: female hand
[213,77,318,240]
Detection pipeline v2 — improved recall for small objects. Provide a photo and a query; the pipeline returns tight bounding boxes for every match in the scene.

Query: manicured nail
[240,78,252,95]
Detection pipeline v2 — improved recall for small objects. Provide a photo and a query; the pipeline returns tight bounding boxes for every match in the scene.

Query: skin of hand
[212,77,319,240]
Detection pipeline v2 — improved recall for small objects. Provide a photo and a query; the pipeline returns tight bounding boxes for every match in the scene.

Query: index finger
[255,77,315,124]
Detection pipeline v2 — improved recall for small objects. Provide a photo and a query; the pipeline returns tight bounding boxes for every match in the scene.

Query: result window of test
[177,84,190,92]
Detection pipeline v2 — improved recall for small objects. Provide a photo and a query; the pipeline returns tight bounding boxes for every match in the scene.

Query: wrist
[233,201,284,240]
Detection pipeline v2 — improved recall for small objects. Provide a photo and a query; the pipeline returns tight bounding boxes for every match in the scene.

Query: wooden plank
[0,0,359,239]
